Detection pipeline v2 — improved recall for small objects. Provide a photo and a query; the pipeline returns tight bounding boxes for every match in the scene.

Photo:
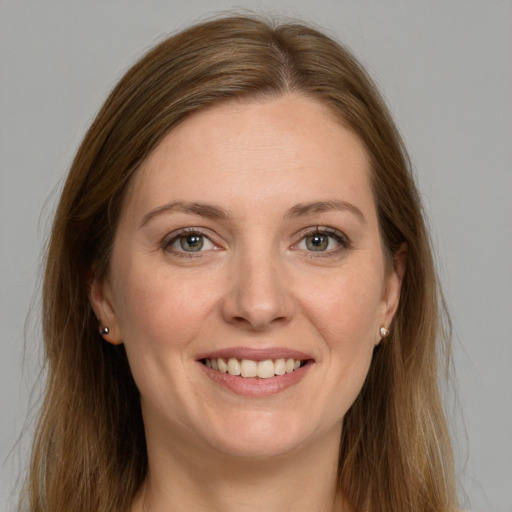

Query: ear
[88,268,123,345]
[378,242,407,341]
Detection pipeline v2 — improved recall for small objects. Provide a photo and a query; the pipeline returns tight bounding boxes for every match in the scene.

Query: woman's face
[91,94,403,460]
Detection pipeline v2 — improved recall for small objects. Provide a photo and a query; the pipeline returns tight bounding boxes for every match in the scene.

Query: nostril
[231,314,289,331]
[220,272,295,330]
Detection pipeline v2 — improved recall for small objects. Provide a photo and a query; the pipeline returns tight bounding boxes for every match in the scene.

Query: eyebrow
[285,200,366,224]
[140,201,231,227]
[140,198,366,227]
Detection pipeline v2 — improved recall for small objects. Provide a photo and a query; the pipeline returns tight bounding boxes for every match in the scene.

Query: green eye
[180,233,204,252]
[166,231,215,253]
[305,233,329,251]
[296,228,350,255]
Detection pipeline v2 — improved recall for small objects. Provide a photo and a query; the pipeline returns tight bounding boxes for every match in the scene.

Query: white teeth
[217,358,228,373]
[240,359,258,378]
[274,358,286,375]
[204,357,305,378]
[227,357,241,375]
[257,360,275,379]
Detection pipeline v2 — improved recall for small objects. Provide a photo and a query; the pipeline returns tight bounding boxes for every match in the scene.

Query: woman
[24,15,457,512]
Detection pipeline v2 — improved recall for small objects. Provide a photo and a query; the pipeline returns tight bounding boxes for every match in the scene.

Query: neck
[132,423,346,512]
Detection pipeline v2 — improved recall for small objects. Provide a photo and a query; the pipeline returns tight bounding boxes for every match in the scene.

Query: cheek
[297,262,384,359]
[110,265,222,417]
[112,263,219,355]
[290,265,383,426]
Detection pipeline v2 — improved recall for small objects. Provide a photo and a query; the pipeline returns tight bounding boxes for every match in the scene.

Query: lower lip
[198,361,312,397]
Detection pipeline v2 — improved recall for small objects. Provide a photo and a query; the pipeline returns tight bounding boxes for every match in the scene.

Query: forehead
[122,94,375,224]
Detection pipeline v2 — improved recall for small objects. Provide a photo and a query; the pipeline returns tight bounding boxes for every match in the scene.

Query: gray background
[1,1,511,511]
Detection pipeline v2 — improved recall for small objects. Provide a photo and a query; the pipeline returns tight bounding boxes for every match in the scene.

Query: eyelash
[161,226,352,258]
[293,226,352,258]
[162,228,218,257]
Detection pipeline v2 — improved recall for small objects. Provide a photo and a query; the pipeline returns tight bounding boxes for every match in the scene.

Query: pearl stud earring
[379,326,389,338]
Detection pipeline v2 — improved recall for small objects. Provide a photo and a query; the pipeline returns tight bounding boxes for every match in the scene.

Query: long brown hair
[24,15,456,512]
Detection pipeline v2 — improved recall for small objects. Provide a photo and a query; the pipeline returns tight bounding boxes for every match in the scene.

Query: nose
[221,249,294,332]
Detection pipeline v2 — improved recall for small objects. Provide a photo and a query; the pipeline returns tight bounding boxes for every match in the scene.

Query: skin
[90,94,405,512]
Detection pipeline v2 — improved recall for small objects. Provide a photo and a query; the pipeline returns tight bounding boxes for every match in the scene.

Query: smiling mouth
[202,357,307,379]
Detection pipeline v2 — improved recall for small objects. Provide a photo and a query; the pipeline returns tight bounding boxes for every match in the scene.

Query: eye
[295,227,351,254]
[304,233,330,251]
[165,229,216,254]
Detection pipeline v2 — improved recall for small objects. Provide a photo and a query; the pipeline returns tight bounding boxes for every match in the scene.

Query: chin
[210,434,305,461]
[200,412,319,461]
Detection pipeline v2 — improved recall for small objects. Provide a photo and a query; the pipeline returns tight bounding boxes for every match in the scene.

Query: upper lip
[196,346,314,362]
